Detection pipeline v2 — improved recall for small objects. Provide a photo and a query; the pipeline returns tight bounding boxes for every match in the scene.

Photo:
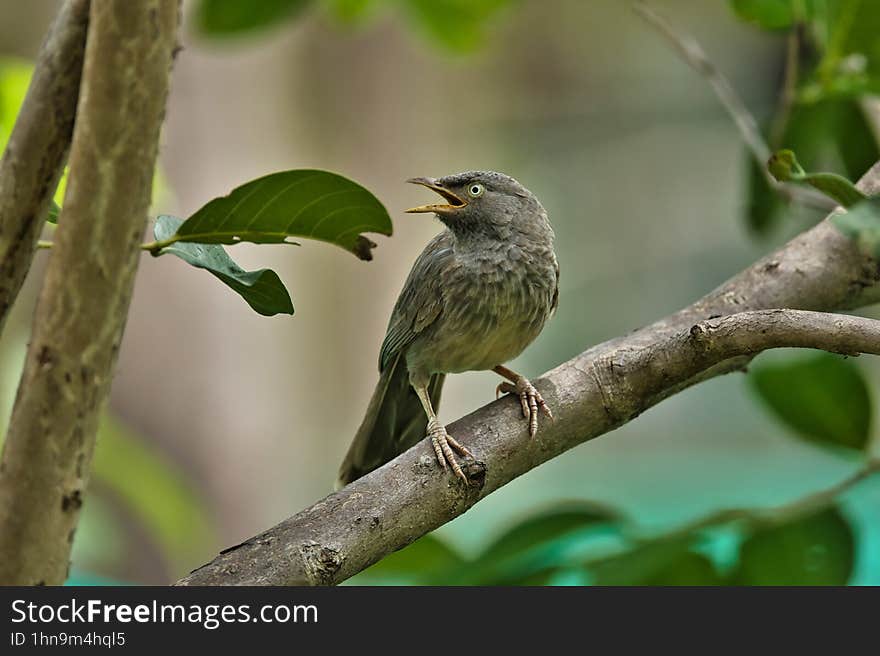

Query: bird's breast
[409,243,557,375]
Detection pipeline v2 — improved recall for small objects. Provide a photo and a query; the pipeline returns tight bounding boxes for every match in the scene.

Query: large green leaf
[163,170,392,261]
[733,507,855,585]
[349,534,465,585]
[750,353,871,451]
[195,0,313,36]
[153,215,294,316]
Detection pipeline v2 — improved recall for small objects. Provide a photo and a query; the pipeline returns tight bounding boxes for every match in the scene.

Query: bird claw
[427,419,473,483]
[496,377,552,437]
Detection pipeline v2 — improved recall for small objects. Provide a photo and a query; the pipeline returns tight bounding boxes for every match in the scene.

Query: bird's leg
[493,364,553,437]
[413,383,474,482]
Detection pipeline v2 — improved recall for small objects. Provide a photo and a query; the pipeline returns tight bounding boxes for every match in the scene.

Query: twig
[634,2,836,213]
[769,27,801,148]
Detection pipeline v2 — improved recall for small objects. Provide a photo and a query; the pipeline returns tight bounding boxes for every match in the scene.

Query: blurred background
[1,0,879,584]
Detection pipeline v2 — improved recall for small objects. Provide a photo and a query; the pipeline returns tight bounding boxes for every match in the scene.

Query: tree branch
[177,162,880,586]
[0,0,89,333]
[0,0,180,585]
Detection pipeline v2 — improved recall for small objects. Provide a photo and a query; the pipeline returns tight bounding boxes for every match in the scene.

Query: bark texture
[177,164,880,586]
[0,0,179,585]
[0,0,90,333]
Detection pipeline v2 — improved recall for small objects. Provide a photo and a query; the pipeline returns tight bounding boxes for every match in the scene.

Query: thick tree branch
[177,163,880,586]
[0,0,179,585]
[0,0,89,333]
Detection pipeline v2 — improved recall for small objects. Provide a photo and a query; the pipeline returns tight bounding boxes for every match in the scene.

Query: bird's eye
[467,183,485,198]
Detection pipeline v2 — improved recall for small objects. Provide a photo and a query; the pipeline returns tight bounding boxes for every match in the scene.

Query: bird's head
[405,171,543,238]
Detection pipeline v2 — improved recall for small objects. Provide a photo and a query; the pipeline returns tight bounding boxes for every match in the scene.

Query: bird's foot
[427,418,474,483]
[496,376,553,437]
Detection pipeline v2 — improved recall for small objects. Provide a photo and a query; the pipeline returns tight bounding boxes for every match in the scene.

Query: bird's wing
[550,258,560,315]
[379,231,454,372]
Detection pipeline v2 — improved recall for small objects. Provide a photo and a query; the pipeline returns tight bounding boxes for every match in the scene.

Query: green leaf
[832,197,880,259]
[811,0,880,99]
[153,215,294,316]
[590,540,725,586]
[324,0,377,23]
[168,170,392,261]
[835,101,880,182]
[92,414,216,572]
[729,0,800,30]
[768,148,866,207]
[479,504,620,563]
[46,200,60,224]
[750,353,871,451]
[734,507,855,585]
[351,535,464,585]
[440,504,623,585]
[401,0,518,52]
[195,0,313,36]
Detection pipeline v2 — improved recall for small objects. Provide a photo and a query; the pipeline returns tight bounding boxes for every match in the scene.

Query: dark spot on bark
[708,313,722,319]
[80,366,91,385]
[75,453,84,478]
[64,371,72,384]
[370,516,380,528]
[763,260,780,272]
[464,459,487,489]
[353,235,377,261]
[35,580,45,586]
[149,7,160,39]
[61,490,82,512]
[37,345,54,367]
[68,529,76,544]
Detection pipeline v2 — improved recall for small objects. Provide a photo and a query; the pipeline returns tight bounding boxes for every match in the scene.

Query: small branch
[634,2,836,213]
[0,0,180,585]
[0,0,90,334]
[769,27,801,148]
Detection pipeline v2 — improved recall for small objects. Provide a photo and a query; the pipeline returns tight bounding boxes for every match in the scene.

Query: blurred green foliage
[733,507,854,584]
[731,0,880,233]
[750,353,871,451]
[833,196,880,258]
[193,0,519,51]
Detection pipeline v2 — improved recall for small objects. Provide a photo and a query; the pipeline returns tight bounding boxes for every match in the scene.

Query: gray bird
[338,171,558,486]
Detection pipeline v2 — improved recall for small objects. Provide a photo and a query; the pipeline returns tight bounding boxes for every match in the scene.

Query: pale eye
[467,183,485,198]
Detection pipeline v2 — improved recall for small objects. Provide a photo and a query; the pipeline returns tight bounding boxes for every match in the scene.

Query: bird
[338,171,558,486]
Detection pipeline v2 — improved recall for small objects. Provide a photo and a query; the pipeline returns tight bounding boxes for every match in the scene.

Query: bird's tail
[337,353,444,488]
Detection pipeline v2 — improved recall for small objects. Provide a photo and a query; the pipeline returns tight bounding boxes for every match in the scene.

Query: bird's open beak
[405,177,467,214]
